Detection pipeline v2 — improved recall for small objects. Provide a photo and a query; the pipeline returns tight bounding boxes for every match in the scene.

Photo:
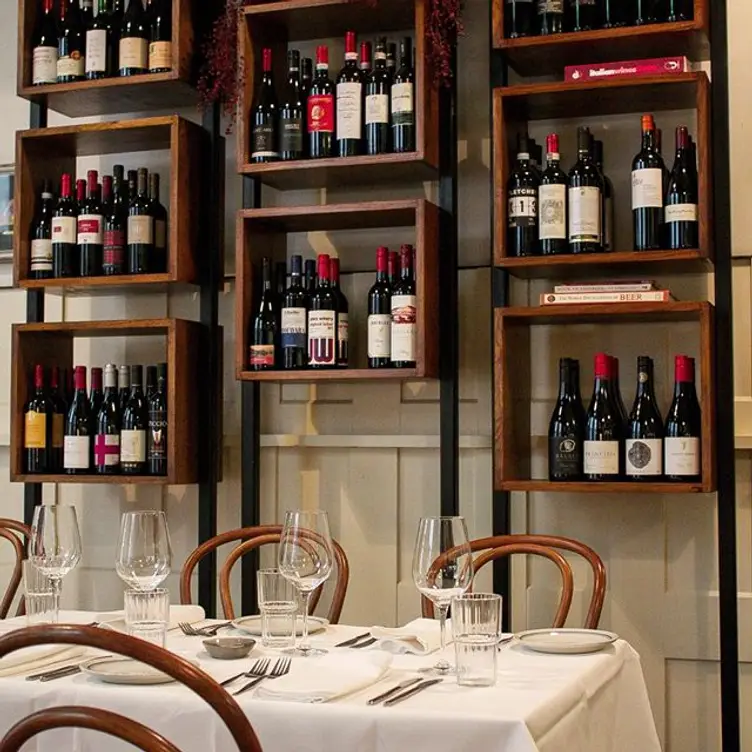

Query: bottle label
[538,184,566,239]
[249,344,275,368]
[120,429,146,463]
[24,411,46,449]
[57,53,84,78]
[631,167,663,209]
[30,239,53,272]
[338,312,349,364]
[583,440,619,475]
[94,434,120,467]
[52,414,64,449]
[149,41,172,71]
[604,195,614,251]
[148,409,167,459]
[52,216,76,244]
[77,214,103,245]
[625,438,663,476]
[391,294,417,362]
[665,203,698,223]
[33,46,58,84]
[281,307,307,350]
[308,310,336,365]
[279,117,304,154]
[119,37,148,70]
[365,93,389,125]
[549,436,581,476]
[568,186,602,243]
[307,94,335,133]
[508,187,537,228]
[537,0,563,10]
[252,124,277,159]
[368,314,391,358]
[63,435,90,469]
[104,229,125,269]
[128,215,153,244]
[391,83,414,126]
[85,29,108,73]
[665,437,700,475]
[336,82,362,140]
[155,219,167,250]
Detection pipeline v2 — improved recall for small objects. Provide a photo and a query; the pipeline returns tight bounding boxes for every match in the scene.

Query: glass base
[283,645,328,658]
[419,662,456,676]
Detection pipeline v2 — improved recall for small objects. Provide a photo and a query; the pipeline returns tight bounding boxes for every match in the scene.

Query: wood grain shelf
[498,480,708,494]
[13,474,171,485]
[238,368,423,382]
[17,273,188,291]
[499,300,710,324]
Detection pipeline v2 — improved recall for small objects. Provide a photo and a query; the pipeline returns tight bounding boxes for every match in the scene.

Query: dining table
[0,611,662,752]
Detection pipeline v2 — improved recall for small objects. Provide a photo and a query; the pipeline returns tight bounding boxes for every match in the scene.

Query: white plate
[231,615,329,637]
[515,628,618,654]
[81,656,199,685]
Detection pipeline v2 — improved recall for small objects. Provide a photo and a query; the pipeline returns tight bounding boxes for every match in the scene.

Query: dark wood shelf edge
[498,481,712,494]
[237,368,433,382]
[16,274,197,290]
[12,474,181,485]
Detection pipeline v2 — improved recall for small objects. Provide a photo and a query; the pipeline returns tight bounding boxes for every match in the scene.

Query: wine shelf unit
[235,199,439,382]
[493,72,712,268]
[11,318,202,486]
[17,0,196,117]
[15,115,205,289]
[238,0,438,189]
[494,301,716,493]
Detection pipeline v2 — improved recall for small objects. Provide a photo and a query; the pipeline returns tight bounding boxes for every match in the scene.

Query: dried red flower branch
[426,0,463,87]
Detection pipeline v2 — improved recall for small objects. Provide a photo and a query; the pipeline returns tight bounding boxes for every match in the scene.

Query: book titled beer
[540,290,674,305]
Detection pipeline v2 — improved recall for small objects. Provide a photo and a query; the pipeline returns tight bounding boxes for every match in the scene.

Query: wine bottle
[388,249,398,287]
[666,125,698,250]
[391,244,417,368]
[64,365,91,474]
[330,258,349,367]
[568,126,603,254]
[336,31,364,158]
[75,178,86,215]
[111,0,124,40]
[665,355,702,482]
[592,139,614,252]
[30,180,55,280]
[24,364,52,474]
[359,40,372,77]
[667,0,692,21]
[625,356,664,479]
[279,50,305,162]
[529,138,542,180]
[250,257,278,370]
[506,0,535,37]
[601,0,628,26]
[308,45,335,159]
[149,172,167,273]
[147,362,167,476]
[308,254,337,369]
[304,258,316,294]
[386,43,397,76]
[548,358,586,481]
[611,356,629,433]
[634,0,657,24]
[127,167,153,274]
[80,0,93,21]
[121,364,147,474]
[538,0,564,33]
[280,255,308,370]
[568,0,600,31]
[119,0,149,75]
[251,48,278,163]
[58,0,85,83]
[126,168,137,203]
[49,366,67,473]
[118,364,130,412]
[368,246,392,369]
[52,173,78,278]
[391,37,415,153]
[32,0,59,85]
[95,363,120,474]
[145,364,157,399]
[148,0,171,73]
[274,261,287,311]
[77,169,104,277]
[301,57,313,96]
[365,37,390,155]
[86,0,114,79]
[507,134,539,257]
[632,114,665,251]
[584,353,622,481]
[539,133,568,256]
[104,165,126,275]
[89,366,104,425]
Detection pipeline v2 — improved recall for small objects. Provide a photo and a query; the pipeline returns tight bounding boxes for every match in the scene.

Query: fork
[179,622,232,637]
[219,658,271,688]
[233,657,291,697]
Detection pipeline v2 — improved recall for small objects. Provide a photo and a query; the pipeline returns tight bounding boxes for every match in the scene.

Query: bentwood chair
[0,518,31,619]
[181,526,350,622]
[0,625,263,752]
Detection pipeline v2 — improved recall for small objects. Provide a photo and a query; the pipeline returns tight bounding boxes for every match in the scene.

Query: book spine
[553,282,656,294]
[540,291,673,305]
[565,57,690,82]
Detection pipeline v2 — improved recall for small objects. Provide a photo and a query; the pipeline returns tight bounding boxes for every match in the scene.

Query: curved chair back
[0,625,263,752]
[0,518,31,619]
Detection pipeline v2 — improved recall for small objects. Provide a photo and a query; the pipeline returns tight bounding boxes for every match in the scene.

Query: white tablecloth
[0,613,662,752]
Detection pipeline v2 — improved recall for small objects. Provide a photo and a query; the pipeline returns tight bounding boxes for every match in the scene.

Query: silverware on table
[350,637,378,649]
[233,657,291,697]
[39,666,82,682]
[179,621,232,637]
[383,678,443,706]
[366,677,422,705]
[334,632,371,648]
[220,657,271,688]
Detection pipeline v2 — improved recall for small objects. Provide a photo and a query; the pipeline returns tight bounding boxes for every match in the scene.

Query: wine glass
[278,509,334,657]
[29,505,83,623]
[412,516,474,675]
[116,511,172,591]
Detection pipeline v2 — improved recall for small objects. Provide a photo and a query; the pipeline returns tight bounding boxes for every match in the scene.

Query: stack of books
[540,280,674,306]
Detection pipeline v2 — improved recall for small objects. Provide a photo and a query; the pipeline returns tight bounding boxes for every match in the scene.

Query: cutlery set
[334,632,378,649]
[178,622,233,637]
[25,654,113,683]
[367,677,443,706]
[219,657,292,696]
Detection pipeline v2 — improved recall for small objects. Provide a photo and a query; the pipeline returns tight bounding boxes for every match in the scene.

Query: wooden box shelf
[11,318,202,486]
[494,301,716,493]
[15,115,205,289]
[235,198,439,382]
[238,0,438,188]
[17,0,196,117]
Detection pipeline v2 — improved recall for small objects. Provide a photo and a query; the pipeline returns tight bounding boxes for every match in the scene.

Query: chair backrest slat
[0,519,31,620]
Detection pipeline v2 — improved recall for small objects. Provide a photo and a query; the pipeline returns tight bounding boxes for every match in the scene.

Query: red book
[565,57,690,83]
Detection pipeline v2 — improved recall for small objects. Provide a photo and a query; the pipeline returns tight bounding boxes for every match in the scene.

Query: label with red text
[307,95,335,133]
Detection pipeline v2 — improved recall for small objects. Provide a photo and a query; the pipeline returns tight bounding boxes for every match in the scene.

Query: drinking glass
[29,505,82,623]
[116,511,172,591]
[23,561,57,625]
[278,510,334,657]
[452,593,502,687]
[124,588,170,647]
[412,516,474,675]
[257,568,297,648]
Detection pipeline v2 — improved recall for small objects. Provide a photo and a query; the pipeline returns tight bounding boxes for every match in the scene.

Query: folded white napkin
[370,617,450,655]
[0,645,86,677]
[98,604,205,632]
[255,652,392,703]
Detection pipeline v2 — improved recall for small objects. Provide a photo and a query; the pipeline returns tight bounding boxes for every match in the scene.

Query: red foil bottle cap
[376,246,387,271]
[60,173,72,197]
[34,364,44,389]
[676,125,689,148]
[50,366,60,389]
[317,253,330,280]
[610,356,620,379]
[641,113,655,132]
[594,353,610,379]
[546,133,559,156]
[262,48,272,72]
[675,355,695,382]
[87,169,98,192]
[330,257,340,283]
[76,179,86,201]
[345,31,356,54]
[74,366,87,391]
[316,45,328,65]
[360,42,371,65]
[388,250,398,274]
[91,367,102,390]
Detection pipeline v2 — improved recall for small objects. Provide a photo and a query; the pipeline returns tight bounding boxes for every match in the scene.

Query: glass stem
[50,577,62,624]
[300,591,312,651]
[438,604,448,652]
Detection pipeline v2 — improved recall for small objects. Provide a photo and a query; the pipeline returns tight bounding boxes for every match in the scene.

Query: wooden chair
[0,624,263,752]
[181,525,350,623]
[421,534,606,629]
[0,518,31,619]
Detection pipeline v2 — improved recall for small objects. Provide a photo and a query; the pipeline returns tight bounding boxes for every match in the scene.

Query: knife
[350,637,378,649]
[383,678,443,706]
[367,677,422,705]
[334,632,371,648]
[39,666,81,682]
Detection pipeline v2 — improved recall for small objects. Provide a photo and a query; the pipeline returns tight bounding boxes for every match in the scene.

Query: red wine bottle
[58,0,85,83]
[147,362,167,476]
[368,246,392,369]
[386,43,396,76]
[119,0,149,75]
[89,366,104,424]
[49,367,66,472]
[336,31,364,158]
[666,125,698,250]
[388,249,398,287]
[330,258,349,367]
[568,0,600,31]
[391,38,415,153]
[149,172,167,273]
[145,365,157,399]
[127,167,153,274]
[625,356,664,480]
[308,254,337,368]
[25,365,52,474]
[365,37,390,155]
[32,0,59,85]
[30,180,54,280]
[539,133,568,256]
[95,363,120,475]
[548,358,586,481]
[251,48,278,163]
[53,173,78,278]
[391,245,417,368]
[538,0,564,34]
[78,170,104,277]
[280,255,308,370]
[664,355,702,482]
[568,126,603,254]
[667,0,692,21]
[118,365,130,412]
[592,140,614,252]
[104,164,126,275]
[505,0,535,37]
[584,353,622,481]
[507,134,539,257]
[610,356,629,430]
[148,0,172,73]
[308,46,335,159]
[279,50,305,161]
[64,366,91,474]
[86,0,114,79]
[632,114,665,251]
[359,40,372,77]
[250,258,278,370]
[301,57,313,96]
[634,0,658,24]
[121,365,148,474]
[304,258,316,294]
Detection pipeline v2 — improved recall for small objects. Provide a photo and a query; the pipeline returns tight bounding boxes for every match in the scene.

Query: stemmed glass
[29,505,83,623]
[278,509,334,657]
[412,516,474,675]
[116,511,172,590]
